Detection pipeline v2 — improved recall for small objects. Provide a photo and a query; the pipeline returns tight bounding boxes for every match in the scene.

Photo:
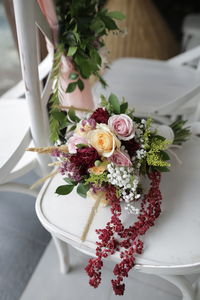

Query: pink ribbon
[37,0,94,111]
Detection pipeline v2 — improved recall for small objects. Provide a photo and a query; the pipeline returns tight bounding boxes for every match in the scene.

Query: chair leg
[52,236,70,274]
[193,275,200,300]
[159,275,195,300]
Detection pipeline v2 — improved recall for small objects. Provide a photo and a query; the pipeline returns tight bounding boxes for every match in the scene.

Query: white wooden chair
[0,0,53,196]
[12,0,200,299]
[182,14,200,51]
[93,46,200,122]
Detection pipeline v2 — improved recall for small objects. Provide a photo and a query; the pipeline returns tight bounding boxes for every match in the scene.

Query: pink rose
[108,114,135,140]
[67,135,88,154]
[108,149,132,167]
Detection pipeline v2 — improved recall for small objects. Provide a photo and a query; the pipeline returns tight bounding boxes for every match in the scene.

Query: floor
[0,172,50,300]
[20,240,185,300]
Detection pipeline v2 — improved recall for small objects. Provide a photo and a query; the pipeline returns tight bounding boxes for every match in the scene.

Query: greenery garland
[49,0,125,143]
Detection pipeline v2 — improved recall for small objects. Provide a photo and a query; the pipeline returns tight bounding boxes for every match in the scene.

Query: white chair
[0,0,53,196]
[12,0,200,299]
[93,46,200,121]
[182,14,200,51]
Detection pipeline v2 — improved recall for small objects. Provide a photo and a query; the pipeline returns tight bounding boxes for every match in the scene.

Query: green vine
[49,0,125,143]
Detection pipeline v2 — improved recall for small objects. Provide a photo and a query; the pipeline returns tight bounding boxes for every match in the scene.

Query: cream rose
[87,124,121,157]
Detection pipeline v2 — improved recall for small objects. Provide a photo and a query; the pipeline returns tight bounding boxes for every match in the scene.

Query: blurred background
[1,0,200,95]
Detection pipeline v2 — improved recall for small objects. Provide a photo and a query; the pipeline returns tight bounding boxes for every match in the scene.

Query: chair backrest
[151,46,200,116]
[13,0,53,174]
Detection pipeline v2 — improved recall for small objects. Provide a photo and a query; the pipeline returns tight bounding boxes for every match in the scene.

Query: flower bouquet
[28,94,190,295]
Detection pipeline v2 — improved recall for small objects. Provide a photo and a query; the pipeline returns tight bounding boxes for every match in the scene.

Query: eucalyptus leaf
[68,108,80,122]
[64,178,77,185]
[107,11,125,20]
[77,79,84,91]
[68,124,77,132]
[160,150,170,161]
[90,18,105,34]
[55,185,74,195]
[51,111,66,122]
[108,93,120,114]
[154,166,170,172]
[100,15,118,30]
[66,82,77,93]
[77,183,90,198]
[76,143,88,149]
[67,46,78,56]
[120,102,128,113]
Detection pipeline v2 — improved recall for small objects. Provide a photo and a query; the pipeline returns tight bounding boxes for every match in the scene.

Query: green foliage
[49,1,125,143]
[107,11,125,20]
[66,82,77,93]
[142,118,152,149]
[120,102,128,114]
[68,108,80,122]
[55,184,74,195]
[147,137,171,168]
[170,119,191,145]
[49,46,64,143]
[77,79,84,91]
[49,102,80,143]
[76,143,88,149]
[77,183,90,198]
[108,93,120,114]
[100,94,128,115]
[67,46,78,56]
[64,177,77,185]
[85,171,109,186]
[54,0,124,92]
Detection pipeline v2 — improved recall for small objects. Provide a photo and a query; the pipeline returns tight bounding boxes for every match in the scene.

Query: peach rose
[88,160,109,175]
[87,124,121,157]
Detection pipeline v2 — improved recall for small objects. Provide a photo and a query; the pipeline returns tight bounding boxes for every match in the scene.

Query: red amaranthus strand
[85,171,162,296]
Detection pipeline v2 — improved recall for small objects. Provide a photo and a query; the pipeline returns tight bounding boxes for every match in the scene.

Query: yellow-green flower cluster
[85,171,108,186]
[147,138,171,167]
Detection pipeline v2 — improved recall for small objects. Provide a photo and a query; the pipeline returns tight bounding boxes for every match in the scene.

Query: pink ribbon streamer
[37,0,94,111]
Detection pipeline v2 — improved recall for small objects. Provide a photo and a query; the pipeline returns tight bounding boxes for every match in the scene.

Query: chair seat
[92,58,200,114]
[36,135,200,274]
[0,99,35,182]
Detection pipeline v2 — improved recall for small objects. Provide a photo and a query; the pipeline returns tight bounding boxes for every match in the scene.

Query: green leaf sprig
[54,0,125,91]
[49,0,125,144]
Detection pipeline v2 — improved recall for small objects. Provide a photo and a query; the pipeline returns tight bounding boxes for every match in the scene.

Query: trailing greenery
[55,0,124,87]
[49,1,125,143]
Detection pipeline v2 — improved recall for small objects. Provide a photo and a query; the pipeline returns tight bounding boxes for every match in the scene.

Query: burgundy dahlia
[90,108,110,124]
[70,147,99,168]
[121,138,140,157]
